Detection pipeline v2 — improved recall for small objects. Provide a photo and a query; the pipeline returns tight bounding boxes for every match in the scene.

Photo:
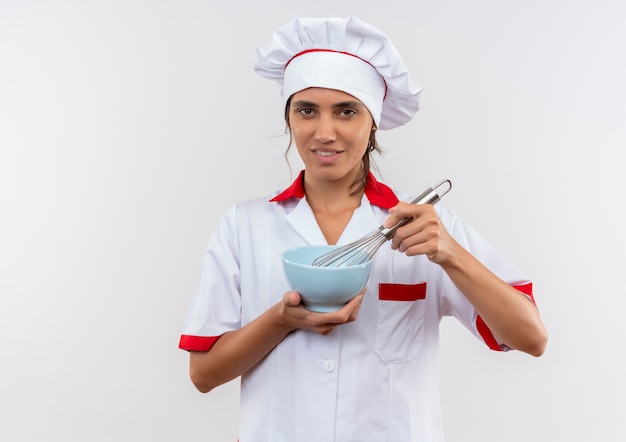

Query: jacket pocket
[374,282,427,364]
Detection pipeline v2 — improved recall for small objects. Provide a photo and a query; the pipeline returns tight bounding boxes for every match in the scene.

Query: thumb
[285,291,302,307]
[383,207,402,228]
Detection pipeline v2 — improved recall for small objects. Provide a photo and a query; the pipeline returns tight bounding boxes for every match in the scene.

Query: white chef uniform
[179,171,535,442]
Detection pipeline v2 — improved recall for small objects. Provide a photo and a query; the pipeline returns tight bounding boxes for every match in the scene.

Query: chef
[179,16,548,442]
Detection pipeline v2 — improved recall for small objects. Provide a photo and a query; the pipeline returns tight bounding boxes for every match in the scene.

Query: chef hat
[254,16,423,130]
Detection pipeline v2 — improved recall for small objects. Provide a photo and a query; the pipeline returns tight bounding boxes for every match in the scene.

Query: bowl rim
[282,245,372,270]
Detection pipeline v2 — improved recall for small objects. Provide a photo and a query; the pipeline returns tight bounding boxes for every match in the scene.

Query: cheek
[355,130,370,149]
[290,122,308,137]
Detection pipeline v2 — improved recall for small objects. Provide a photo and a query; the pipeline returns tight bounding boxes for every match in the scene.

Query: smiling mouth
[313,150,341,157]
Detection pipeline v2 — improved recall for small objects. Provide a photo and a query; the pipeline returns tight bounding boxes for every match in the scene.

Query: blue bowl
[282,245,372,312]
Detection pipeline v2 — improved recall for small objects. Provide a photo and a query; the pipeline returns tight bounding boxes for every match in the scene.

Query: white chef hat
[254,16,423,131]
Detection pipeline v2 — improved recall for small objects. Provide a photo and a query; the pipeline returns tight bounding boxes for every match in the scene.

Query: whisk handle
[380,179,452,239]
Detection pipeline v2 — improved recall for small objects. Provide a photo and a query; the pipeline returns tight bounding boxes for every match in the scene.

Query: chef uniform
[179,17,537,442]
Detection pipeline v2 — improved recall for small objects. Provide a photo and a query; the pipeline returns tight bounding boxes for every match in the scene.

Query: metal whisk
[312,179,452,267]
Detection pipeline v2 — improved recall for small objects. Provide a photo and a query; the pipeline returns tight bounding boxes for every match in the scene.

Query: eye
[297,108,314,117]
[338,109,357,117]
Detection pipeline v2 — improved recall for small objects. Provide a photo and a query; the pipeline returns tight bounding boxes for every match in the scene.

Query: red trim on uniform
[270,170,306,201]
[178,334,221,352]
[379,282,426,301]
[363,173,400,209]
[285,49,388,100]
[513,282,535,304]
[476,282,537,351]
[270,170,399,209]
[476,316,502,351]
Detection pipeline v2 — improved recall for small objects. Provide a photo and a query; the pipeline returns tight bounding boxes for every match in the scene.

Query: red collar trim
[269,170,399,209]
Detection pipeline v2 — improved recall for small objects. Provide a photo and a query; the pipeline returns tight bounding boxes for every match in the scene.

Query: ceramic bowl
[282,245,372,312]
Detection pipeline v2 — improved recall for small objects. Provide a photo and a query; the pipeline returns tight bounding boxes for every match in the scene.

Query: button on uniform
[323,360,336,372]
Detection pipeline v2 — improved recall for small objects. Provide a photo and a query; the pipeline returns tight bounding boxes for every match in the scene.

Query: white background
[1,1,625,441]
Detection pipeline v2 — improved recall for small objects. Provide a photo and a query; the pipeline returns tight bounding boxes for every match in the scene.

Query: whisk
[312,179,452,267]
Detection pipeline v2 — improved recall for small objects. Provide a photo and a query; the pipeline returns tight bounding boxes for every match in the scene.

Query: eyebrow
[291,99,365,109]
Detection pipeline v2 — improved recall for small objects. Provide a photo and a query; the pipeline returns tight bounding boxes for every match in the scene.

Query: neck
[303,170,364,215]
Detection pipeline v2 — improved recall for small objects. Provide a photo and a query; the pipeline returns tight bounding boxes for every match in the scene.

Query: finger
[383,213,403,229]
[337,292,365,323]
[347,293,365,321]
[284,291,302,307]
[391,224,423,250]
[383,203,412,228]
[393,226,427,252]
[392,208,442,251]
[398,222,446,257]
[310,299,358,327]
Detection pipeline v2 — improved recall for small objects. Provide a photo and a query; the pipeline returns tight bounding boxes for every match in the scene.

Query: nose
[314,114,336,143]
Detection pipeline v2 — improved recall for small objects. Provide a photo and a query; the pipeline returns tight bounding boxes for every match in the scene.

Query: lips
[315,151,338,157]
[312,149,343,157]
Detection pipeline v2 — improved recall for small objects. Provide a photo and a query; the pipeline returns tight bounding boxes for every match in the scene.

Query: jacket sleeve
[178,205,242,352]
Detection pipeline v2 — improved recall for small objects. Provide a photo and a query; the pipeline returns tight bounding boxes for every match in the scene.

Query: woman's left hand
[383,202,458,264]
[384,202,548,356]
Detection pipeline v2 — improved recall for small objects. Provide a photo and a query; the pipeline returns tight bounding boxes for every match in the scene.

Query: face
[288,87,376,186]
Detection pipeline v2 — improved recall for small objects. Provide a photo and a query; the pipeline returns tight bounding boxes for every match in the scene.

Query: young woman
[179,16,548,442]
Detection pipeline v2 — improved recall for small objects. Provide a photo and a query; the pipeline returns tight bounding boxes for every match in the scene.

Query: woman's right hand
[277,289,365,336]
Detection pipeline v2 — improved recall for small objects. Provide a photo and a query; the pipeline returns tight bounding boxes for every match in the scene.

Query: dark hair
[283,96,382,196]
